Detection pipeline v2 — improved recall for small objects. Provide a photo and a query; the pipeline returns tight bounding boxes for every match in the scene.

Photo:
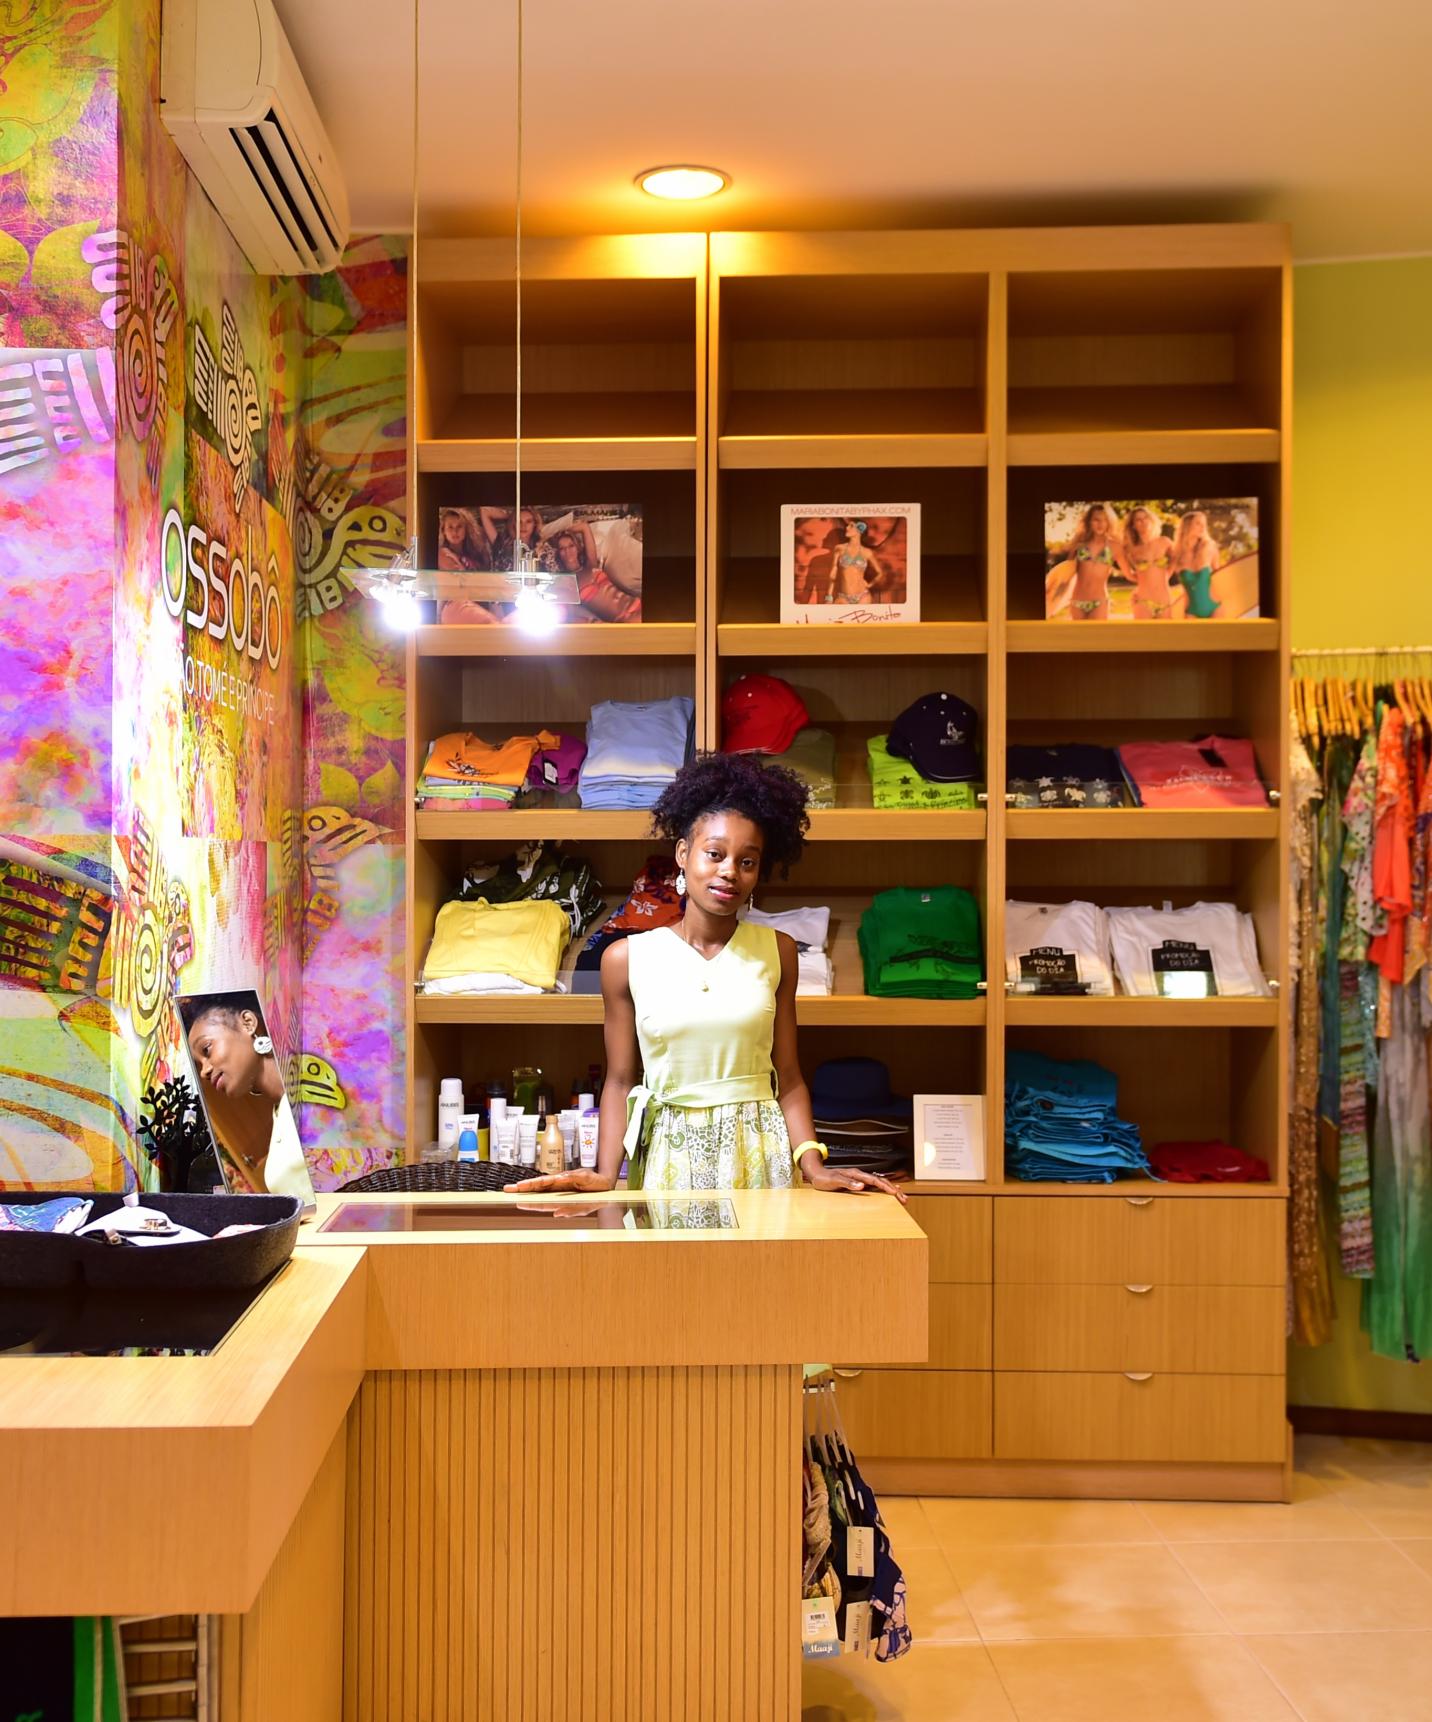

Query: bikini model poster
[779,504,921,625]
[1043,499,1259,622]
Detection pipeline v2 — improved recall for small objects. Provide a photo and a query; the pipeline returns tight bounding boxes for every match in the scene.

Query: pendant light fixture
[360,0,557,634]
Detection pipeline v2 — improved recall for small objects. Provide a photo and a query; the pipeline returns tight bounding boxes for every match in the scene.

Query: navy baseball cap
[887,692,980,783]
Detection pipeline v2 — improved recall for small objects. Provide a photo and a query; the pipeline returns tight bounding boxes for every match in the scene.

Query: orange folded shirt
[427,729,562,788]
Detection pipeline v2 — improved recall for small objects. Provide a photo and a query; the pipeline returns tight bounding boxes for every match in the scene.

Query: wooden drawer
[994,1284,1285,1374]
[906,1195,991,1283]
[994,1371,1287,1463]
[995,1196,1285,1286]
[832,1368,992,1460]
[845,1284,991,1371]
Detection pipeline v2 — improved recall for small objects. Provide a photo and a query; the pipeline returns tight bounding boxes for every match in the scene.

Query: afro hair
[650,752,810,879]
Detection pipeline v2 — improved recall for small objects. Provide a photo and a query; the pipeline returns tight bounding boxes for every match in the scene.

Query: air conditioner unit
[161,0,351,275]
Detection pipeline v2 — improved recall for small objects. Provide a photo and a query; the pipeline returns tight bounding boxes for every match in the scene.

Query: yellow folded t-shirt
[423,898,569,991]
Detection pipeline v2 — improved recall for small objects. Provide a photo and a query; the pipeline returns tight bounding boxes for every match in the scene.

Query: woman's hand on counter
[801,1164,909,1202]
[509,1170,617,1194]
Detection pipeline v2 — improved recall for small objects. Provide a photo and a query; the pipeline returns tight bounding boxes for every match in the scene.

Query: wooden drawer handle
[1124,1283,1153,1295]
[833,1368,863,1380]
[1124,1372,1154,1382]
[1124,1197,1154,1208]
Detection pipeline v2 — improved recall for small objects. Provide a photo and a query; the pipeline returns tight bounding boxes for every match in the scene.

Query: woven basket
[338,1161,534,1194]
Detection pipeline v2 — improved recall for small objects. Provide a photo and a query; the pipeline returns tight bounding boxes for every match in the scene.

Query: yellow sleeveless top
[623,920,780,1150]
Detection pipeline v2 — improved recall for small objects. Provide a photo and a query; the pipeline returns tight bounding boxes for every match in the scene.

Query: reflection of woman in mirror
[183,996,312,1203]
[1124,506,1181,620]
[1050,503,1128,621]
[1172,510,1222,618]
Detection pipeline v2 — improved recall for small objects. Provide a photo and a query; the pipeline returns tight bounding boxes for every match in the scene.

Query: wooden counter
[0,1190,926,1722]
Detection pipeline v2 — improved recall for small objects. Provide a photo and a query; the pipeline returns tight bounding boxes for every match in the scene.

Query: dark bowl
[0,1193,302,1291]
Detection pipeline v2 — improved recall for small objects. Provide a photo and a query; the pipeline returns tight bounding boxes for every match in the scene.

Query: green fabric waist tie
[623,1073,777,1158]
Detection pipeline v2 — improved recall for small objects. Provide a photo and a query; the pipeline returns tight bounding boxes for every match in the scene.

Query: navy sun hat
[810,1057,913,1122]
[887,691,980,783]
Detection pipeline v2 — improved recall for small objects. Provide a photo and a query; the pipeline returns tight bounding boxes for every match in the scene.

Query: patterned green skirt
[633,1099,794,1192]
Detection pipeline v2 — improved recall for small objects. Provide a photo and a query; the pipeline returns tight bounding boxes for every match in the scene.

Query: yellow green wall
[1291,256,1432,651]
[1288,255,1432,1411]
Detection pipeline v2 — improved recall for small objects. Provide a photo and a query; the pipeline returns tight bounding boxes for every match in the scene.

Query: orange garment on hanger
[1368,708,1413,985]
[427,729,562,787]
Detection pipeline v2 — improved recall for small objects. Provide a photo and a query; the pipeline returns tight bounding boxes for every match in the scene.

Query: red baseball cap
[721,673,809,755]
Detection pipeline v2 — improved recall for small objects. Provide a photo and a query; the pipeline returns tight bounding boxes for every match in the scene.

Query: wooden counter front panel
[345,1365,801,1722]
[994,1372,1287,1463]
[994,1284,1286,1374]
[830,1369,992,1460]
[994,1196,1286,1286]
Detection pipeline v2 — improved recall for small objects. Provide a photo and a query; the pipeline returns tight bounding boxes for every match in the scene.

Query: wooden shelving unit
[405,221,1292,1502]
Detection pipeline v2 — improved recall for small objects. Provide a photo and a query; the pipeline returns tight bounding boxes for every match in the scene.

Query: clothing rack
[1292,646,1432,659]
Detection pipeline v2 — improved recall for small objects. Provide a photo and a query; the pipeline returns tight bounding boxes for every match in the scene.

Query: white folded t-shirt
[1005,900,1115,996]
[1106,901,1271,998]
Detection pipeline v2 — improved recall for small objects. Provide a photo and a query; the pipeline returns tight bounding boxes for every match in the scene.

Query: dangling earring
[252,1033,274,1056]
[749,891,756,911]
[675,870,686,896]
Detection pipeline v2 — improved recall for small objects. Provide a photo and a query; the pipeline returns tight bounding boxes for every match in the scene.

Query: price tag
[843,1599,872,1658]
[801,1596,841,1659]
[846,1525,875,1578]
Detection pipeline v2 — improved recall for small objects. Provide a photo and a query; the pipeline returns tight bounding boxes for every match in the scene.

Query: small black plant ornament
[138,1076,219,1192]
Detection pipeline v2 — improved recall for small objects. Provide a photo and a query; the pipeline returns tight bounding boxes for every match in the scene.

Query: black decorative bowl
[0,1193,302,1291]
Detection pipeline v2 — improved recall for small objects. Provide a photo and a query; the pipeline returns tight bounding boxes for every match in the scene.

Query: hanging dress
[1290,734,1335,1345]
[1364,978,1432,1360]
[623,919,794,1191]
[1338,729,1380,1275]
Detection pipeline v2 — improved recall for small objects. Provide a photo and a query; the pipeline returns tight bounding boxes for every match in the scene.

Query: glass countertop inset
[318,1198,739,1235]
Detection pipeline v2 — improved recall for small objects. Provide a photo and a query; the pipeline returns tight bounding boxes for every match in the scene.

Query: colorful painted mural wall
[0,1,407,1192]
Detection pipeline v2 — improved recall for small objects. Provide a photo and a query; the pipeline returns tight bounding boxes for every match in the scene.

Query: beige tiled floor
[802,1435,1432,1721]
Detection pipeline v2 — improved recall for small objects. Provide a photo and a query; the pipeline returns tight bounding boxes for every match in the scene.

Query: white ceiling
[277,0,1432,261]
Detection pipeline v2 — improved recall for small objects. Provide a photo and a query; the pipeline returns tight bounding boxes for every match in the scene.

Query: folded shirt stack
[1116,736,1268,809]
[420,897,570,996]
[1004,1048,1149,1184]
[1006,744,1126,809]
[816,1118,912,1178]
[866,736,981,810]
[1105,901,1270,998]
[578,695,694,810]
[1005,899,1115,996]
[767,726,838,810]
[740,904,833,995]
[418,729,566,810]
[859,885,983,998]
[457,841,604,943]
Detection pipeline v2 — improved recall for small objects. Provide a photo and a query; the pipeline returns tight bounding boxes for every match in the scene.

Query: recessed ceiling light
[636,165,730,201]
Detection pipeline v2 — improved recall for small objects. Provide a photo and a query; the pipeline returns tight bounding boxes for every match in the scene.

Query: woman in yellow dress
[515,754,905,1198]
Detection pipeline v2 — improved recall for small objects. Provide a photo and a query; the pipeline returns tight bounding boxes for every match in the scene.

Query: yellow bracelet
[795,1139,828,1163]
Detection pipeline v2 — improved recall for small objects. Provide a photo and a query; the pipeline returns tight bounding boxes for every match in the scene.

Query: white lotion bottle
[438,1078,464,1158]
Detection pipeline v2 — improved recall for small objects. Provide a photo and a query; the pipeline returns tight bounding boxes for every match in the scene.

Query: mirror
[177,990,316,1213]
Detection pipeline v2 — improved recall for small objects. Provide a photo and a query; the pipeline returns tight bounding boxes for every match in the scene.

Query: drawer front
[994,1284,1285,1374]
[832,1368,992,1460]
[907,1195,992,1283]
[994,1371,1287,1463]
[845,1284,991,1371]
[995,1196,1285,1286]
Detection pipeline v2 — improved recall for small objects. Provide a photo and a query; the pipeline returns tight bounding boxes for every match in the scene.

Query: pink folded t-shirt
[1117,736,1268,809]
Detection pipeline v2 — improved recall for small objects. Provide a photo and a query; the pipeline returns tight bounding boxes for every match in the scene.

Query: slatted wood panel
[122,1617,203,1720]
[345,1365,802,1722]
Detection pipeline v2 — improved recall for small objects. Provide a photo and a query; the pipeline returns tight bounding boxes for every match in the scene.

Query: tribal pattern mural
[0,0,408,1192]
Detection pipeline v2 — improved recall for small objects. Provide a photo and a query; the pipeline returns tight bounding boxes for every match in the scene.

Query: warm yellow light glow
[637,165,730,201]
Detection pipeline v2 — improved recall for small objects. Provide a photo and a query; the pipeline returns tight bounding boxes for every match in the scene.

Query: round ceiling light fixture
[636,164,730,201]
